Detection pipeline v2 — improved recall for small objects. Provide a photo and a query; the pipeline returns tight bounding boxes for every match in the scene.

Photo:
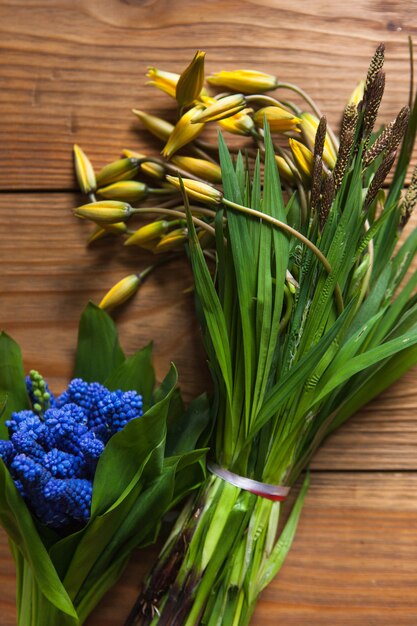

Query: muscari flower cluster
[0,372,143,529]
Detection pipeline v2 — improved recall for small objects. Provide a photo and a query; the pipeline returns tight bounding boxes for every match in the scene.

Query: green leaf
[0,460,78,620]
[74,302,125,383]
[256,472,309,594]
[104,342,155,410]
[91,364,177,516]
[0,332,29,436]
[166,393,211,456]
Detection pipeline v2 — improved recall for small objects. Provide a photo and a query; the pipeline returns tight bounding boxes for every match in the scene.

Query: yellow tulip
[98,181,148,202]
[74,201,132,224]
[88,222,127,244]
[96,158,140,187]
[125,221,170,247]
[207,69,278,94]
[300,112,337,168]
[146,67,180,98]
[176,51,205,108]
[288,139,314,183]
[253,106,301,134]
[191,94,246,124]
[122,149,165,180]
[171,156,222,184]
[218,108,255,136]
[99,274,141,311]
[73,144,96,194]
[132,109,174,142]
[154,229,187,253]
[162,107,205,159]
[274,156,296,184]
[166,175,222,204]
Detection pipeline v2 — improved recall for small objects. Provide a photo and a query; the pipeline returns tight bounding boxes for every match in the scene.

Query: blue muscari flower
[0,377,143,529]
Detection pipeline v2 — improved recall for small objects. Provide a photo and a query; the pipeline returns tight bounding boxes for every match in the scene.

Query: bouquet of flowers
[71,42,417,625]
[0,302,209,625]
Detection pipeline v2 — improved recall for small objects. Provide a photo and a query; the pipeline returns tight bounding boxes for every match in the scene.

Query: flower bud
[154,229,187,253]
[349,80,365,107]
[162,107,205,159]
[88,222,128,244]
[191,94,246,124]
[132,109,174,142]
[96,158,140,187]
[171,156,222,184]
[176,51,205,108]
[98,181,148,202]
[73,144,96,194]
[99,274,141,311]
[300,113,337,168]
[166,175,222,204]
[207,70,278,94]
[124,220,170,247]
[74,201,132,224]
[253,106,301,133]
[288,138,314,183]
[274,156,295,184]
[218,109,255,136]
[123,149,165,180]
[146,67,180,98]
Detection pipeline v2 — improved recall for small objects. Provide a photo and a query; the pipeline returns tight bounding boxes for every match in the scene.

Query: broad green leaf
[74,302,124,383]
[166,393,210,456]
[91,364,177,516]
[104,342,155,410]
[0,332,29,436]
[0,460,78,620]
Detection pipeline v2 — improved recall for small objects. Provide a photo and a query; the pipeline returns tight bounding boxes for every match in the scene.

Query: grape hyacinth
[0,373,143,529]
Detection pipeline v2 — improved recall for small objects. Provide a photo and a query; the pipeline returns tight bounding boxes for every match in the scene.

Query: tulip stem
[276,81,339,151]
[132,207,216,237]
[222,198,344,314]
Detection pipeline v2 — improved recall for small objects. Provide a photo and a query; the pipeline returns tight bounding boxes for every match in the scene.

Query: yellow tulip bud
[288,138,314,183]
[99,274,141,311]
[98,181,148,202]
[162,107,205,159]
[154,229,187,253]
[123,149,165,180]
[176,51,205,108]
[88,222,127,244]
[253,106,301,133]
[300,113,337,169]
[96,158,140,187]
[73,144,96,195]
[132,109,174,142]
[166,175,222,204]
[349,80,365,107]
[218,108,255,136]
[146,67,180,99]
[274,156,295,184]
[171,156,222,184]
[191,94,246,124]
[124,220,170,247]
[207,70,278,94]
[74,201,132,224]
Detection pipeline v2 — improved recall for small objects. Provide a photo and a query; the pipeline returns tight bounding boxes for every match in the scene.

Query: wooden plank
[1,472,416,625]
[1,192,417,469]
[0,0,416,189]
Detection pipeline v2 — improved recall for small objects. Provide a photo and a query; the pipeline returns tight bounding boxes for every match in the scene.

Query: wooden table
[1,1,417,624]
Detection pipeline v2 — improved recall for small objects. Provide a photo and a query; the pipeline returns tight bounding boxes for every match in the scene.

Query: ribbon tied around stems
[207,462,290,502]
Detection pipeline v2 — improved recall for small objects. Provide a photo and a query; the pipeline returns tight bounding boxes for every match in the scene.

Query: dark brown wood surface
[1,1,417,624]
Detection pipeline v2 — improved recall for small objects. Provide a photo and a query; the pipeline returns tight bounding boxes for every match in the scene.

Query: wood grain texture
[0,0,417,189]
[1,2,417,625]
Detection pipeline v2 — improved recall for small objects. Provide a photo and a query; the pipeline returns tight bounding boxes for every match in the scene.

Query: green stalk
[131,474,308,626]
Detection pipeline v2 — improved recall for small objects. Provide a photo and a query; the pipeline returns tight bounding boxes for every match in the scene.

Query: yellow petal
[132,110,174,142]
[73,145,96,194]
[207,70,278,94]
[99,274,140,311]
[176,51,205,108]
[162,107,205,159]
